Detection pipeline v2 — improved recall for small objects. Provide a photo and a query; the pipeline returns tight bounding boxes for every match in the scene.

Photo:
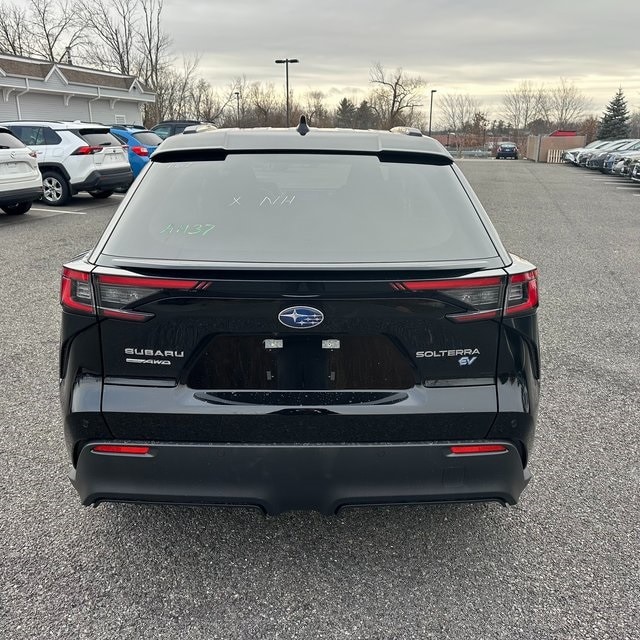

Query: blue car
[110,127,163,178]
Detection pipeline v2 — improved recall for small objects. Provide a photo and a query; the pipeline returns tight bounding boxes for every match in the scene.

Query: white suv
[1,121,133,206]
[0,126,42,215]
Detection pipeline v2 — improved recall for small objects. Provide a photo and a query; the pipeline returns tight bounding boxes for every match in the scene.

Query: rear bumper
[71,440,531,515]
[71,167,133,193]
[0,185,42,205]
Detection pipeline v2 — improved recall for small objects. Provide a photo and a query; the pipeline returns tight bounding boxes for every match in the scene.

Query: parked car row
[0,120,167,213]
[564,138,640,180]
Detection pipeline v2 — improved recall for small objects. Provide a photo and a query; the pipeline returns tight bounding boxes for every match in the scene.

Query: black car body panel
[71,167,133,193]
[71,440,531,515]
[60,126,540,514]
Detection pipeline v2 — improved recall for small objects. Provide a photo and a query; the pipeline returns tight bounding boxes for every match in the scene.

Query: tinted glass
[132,131,163,146]
[76,130,123,146]
[151,126,171,139]
[43,127,62,145]
[9,126,45,146]
[0,131,25,148]
[101,154,498,264]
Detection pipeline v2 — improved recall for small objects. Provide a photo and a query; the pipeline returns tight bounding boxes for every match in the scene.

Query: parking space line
[30,206,87,215]
[615,186,640,190]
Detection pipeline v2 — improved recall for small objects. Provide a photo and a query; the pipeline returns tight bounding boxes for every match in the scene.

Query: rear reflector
[92,444,150,455]
[449,445,508,455]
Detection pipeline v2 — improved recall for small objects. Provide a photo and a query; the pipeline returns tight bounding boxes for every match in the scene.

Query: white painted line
[615,186,640,190]
[30,207,61,213]
[64,210,87,215]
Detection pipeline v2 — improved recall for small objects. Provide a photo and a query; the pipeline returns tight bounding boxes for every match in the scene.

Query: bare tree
[629,110,640,138]
[304,90,331,127]
[26,0,83,62]
[502,80,542,144]
[438,93,479,153]
[75,0,138,74]
[368,63,425,128]
[0,2,33,56]
[248,82,280,126]
[150,55,200,121]
[225,76,254,126]
[542,78,591,129]
[578,115,599,143]
[189,78,236,123]
[133,0,172,122]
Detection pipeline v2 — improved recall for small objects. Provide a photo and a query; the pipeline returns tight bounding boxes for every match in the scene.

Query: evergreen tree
[335,98,357,128]
[354,100,375,129]
[597,89,630,139]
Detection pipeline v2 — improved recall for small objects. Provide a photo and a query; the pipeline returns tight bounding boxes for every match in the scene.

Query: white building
[0,54,155,125]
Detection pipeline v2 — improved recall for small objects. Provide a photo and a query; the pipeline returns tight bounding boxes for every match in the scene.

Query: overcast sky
[162,0,640,120]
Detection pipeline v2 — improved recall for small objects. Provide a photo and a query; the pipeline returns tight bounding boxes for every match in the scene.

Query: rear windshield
[133,131,163,146]
[101,153,498,264]
[76,130,123,147]
[0,131,25,149]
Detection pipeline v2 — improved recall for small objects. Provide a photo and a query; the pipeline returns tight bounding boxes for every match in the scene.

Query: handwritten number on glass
[160,224,216,236]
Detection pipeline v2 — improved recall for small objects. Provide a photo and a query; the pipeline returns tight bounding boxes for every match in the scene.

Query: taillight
[393,276,505,322]
[72,146,103,155]
[94,274,200,321]
[505,269,538,316]
[392,270,538,321]
[61,267,95,315]
[61,269,203,321]
[130,146,149,156]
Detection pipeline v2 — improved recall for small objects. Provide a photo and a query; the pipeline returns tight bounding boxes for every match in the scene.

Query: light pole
[235,91,240,125]
[275,58,299,127]
[428,89,437,137]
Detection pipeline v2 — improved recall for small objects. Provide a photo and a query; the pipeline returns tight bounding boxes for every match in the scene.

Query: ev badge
[278,306,324,329]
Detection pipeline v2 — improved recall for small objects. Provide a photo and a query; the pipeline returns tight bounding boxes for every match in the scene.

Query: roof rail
[390,126,423,137]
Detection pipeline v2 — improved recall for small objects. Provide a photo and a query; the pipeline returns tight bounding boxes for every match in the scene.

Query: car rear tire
[89,190,114,199]
[42,171,71,206]
[1,201,32,215]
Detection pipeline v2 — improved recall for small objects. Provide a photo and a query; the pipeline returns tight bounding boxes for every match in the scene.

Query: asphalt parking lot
[1,162,638,640]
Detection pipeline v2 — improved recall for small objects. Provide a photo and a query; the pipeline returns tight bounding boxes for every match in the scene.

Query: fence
[546,149,565,164]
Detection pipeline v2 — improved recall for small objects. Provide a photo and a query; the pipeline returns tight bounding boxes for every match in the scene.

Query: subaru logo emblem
[278,306,324,329]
